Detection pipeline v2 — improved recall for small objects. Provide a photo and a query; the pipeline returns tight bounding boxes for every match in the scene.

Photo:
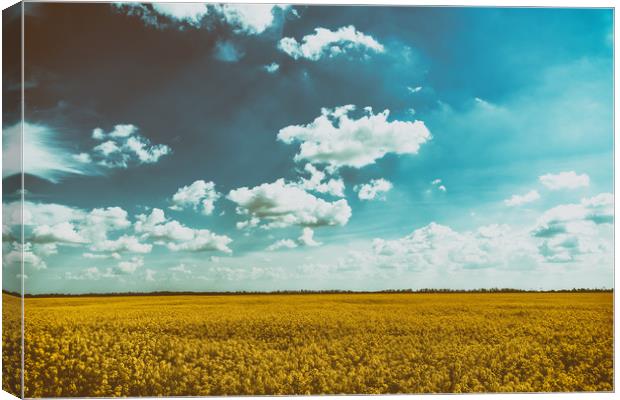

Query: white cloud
[228,178,352,230]
[92,234,152,254]
[3,242,47,270]
[115,3,289,34]
[431,178,442,185]
[170,180,220,215]
[32,222,87,244]
[298,227,321,247]
[532,193,613,262]
[64,267,116,281]
[125,135,171,164]
[83,252,121,260]
[355,178,393,201]
[297,163,345,197]
[438,185,447,192]
[135,208,232,253]
[117,256,144,274]
[539,171,590,190]
[504,190,540,207]
[212,4,289,35]
[277,105,431,169]
[87,125,171,169]
[3,122,92,182]
[278,25,384,61]
[151,3,208,25]
[371,222,540,272]
[264,62,280,73]
[267,239,298,251]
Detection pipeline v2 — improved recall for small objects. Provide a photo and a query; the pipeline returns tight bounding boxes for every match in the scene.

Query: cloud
[355,178,393,201]
[91,234,153,254]
[116,256,144,274]
[539,171,590,190]
[170,180,220,215]
[88,124,171,169]
[504,190,540,207]
[212,4,290,35]
[371,222,540,272]
[214,40,244,63]
[32,222,87,244]
[3,121,92,182]
[531,193,613,262]
[298,227,321,247]
[264,62,280,73]
[64,267,116,281]
[83,252,121,260]
[267,239,298,251]
[228,178,352,230]
[277,105,431,169]
[135,208,232,253]
[3,242,48,270]
[278,25,384,61]
[151,3,208,25]
[115,3,289,34]
[297,163,345,197]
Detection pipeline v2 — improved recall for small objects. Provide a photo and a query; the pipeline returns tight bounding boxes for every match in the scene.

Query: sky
[1,3,614,294]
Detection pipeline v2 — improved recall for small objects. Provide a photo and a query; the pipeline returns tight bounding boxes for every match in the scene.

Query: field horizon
[2,287,614,298]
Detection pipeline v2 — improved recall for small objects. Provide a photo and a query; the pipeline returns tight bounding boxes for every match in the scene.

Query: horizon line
[2,287,613,298]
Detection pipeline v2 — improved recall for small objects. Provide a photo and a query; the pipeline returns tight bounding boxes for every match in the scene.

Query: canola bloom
[4,292,613,396]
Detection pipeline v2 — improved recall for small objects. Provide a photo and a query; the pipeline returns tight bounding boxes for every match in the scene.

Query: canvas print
[2,2,614,398]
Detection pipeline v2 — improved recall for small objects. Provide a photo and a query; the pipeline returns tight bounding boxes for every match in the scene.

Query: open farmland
[7,292,613,397]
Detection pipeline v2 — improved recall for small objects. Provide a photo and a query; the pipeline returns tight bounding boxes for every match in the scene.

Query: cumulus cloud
[278,25,384,61]
[298,227,321,247]
[277,105,431,169]
[355,178,393,200]
[430,178,446,192]
[297,163,345,197]
[64,267,116,281]
[3,121,93,182]
[504,190,540,207]
[116,256,144,274]
[151,3,208,25]
[88,124,171,169]
[32,222,87,244]
[539,171,590,190]
[267,239,298,251]
[212,4,290,35]
[227,178,352,230]
[83,252,121,260]
[3,242,47,270]
[115,3,289,34]
[532,193,613,262]
[135,208,232,253]
[91,235,153,254]
[371,222,540,272]
[170,180,220,215]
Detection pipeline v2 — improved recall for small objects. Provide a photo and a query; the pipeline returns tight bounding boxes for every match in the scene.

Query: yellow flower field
[3,292,614,397]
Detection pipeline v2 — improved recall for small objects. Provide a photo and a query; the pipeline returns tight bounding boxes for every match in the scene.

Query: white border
[0,1,615,399]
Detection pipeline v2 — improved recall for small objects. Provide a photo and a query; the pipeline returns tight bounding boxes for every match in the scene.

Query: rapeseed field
[3,292,613,397]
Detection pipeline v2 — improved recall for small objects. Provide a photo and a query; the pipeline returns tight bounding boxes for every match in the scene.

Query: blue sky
[2,4,613,294]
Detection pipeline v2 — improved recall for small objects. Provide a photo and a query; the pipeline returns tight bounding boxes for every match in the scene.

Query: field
[3,292,614,397]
